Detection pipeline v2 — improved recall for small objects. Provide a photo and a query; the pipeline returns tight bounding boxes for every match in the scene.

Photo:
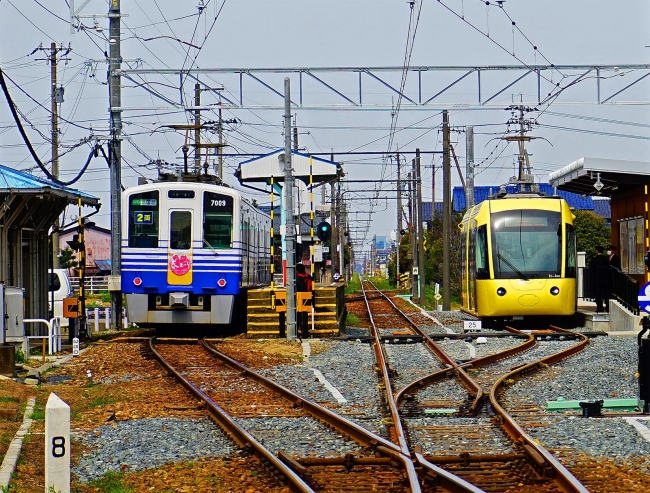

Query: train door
[167,210,193,285]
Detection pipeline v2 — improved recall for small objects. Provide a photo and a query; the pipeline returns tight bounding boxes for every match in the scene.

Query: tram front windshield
[491,210,562,279]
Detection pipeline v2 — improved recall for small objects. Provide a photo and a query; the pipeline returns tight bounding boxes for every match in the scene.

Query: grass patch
[345,312,360,326]
[14,350,26,364]
[0,397,19,404]
[86,471,134,493]
[29,403,45,421]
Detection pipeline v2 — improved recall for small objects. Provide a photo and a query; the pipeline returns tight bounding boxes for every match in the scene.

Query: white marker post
[45,393,70,493]
[72,337,79,357]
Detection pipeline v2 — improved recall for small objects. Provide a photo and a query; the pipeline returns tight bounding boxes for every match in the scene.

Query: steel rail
[364,280,484,414]
[488,326,592,493]
[395,328,536,404]
[361,280,483,493]
[199,337,428,492]
[148,338,315,493]
[363,281,592,492]
[198,338,404,454]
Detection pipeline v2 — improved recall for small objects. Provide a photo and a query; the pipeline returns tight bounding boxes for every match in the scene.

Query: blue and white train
[121,181,271,329]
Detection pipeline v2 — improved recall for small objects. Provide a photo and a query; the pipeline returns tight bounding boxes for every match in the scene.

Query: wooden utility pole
[442,111,451,311]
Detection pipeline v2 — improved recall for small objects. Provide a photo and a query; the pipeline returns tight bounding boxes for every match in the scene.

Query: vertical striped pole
[270,176,275,309]
[309,157,315,332]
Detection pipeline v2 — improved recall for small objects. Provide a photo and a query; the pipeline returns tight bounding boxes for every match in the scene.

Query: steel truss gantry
[117,64,650,111]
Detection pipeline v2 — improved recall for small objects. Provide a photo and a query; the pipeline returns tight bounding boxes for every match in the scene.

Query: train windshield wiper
[497,253,529,281]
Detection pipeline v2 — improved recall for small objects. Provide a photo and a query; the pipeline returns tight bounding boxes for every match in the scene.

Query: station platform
[246,283,346,338]
[576,299,647,336]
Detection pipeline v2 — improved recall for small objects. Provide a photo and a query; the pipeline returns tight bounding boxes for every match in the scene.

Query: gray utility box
[4,287,24,339]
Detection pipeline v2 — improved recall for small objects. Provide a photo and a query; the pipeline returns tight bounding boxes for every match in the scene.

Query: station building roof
[0,164,99,206]
[549,157,650,197]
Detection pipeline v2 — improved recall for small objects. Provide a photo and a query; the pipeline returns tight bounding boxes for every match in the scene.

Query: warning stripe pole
[310,156,315,332]
[270,176,275,309]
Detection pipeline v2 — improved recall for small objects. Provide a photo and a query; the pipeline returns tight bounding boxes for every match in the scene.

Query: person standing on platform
[296,263,313,338]
[590,246,609,313]
[607,245,621,270]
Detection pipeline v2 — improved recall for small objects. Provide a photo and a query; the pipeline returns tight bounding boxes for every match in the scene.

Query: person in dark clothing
[590,246,609,313]
[607,245,621,270]
[296,263,313,292]
[606,244,621,304]
[296,263,313,337]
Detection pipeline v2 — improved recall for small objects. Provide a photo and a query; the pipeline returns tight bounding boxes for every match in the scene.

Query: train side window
[128,191,159,248]
[170,211,192,250]
[203,192,234,249]
[565,223,577,278]
[476,225,489,279]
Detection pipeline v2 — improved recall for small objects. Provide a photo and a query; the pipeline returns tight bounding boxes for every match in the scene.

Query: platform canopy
[549,157,650,197]
[235,149,341,185]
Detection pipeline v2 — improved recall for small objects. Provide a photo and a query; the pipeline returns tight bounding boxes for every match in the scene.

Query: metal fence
[579,266,639,315]
[70,276,109,294]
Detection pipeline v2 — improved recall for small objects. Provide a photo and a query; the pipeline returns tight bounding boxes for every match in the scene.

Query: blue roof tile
[452,184,595,212]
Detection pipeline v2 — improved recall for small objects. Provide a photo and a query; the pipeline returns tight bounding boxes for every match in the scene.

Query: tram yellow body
[460,194,577,319]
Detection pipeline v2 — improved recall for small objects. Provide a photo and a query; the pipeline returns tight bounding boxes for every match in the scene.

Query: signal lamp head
[316,222,332,242]
[496,287,506,297]
[550,286,560,296]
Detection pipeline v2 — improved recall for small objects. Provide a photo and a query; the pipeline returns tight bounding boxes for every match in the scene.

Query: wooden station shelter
[550,157,650,287]
[0,164,99,322]
[235,149,346,337]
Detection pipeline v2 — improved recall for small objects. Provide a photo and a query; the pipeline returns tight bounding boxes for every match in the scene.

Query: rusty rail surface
[198,338,433,492]
[362,280,591,493]
[148,338,315,493]
[361,281,485,493]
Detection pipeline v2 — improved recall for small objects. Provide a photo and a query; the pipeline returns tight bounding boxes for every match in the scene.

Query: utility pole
[330,151,336,280]
[340,199,346,281]
[217,105,223,181]
[283,78,297,340]
[109,0,123,330]
[195,83,201,172]
[333,182,340,276]
[34,43,71,268]
[466,126,475,208]
[416,148,426,305]
[408,170,417,299]
[442,110,451,311]
[396,153,402,286]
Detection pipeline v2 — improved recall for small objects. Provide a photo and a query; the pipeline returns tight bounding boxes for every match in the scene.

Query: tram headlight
[496,287,506,297]
[550,286,560,296]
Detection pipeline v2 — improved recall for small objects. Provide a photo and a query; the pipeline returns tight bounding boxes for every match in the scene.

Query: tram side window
[476,225,489,279]
[128,191,159,248]
[565,223,577,278]
[170,211,192,250]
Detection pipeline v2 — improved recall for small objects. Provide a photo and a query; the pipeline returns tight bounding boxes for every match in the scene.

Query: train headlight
[496,287,506,297]
[550,286,560,296]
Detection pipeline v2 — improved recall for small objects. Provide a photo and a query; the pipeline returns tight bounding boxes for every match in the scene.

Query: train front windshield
[491,210,562,279]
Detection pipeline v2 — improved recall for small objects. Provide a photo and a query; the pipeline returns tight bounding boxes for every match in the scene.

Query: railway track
[360,279,590,493]
[150,337,471,492]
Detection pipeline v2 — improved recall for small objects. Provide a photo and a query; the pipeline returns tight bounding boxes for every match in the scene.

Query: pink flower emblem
[169,254,191,276]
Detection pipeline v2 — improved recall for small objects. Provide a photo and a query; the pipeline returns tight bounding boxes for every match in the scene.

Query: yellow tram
[459,193,577,320]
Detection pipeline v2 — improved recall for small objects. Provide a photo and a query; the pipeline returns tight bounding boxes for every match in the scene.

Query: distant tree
[573,210,611,264]
[59,247,79,270]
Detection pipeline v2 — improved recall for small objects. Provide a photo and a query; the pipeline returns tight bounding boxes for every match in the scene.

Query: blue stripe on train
[121,270,243,295]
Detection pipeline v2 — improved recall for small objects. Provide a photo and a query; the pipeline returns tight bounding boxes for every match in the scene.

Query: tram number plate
[463,321,482,333]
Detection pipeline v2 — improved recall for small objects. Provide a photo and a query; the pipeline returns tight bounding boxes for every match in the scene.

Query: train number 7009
[211,199,227,207]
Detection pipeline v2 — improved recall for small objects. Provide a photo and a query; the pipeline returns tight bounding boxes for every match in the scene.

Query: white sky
[1,0,649,252]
